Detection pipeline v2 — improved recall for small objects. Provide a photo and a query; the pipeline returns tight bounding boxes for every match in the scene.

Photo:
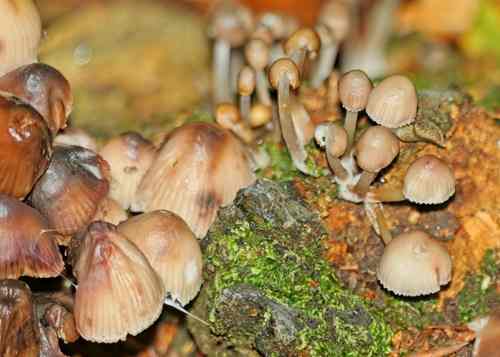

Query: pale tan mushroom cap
[314,122,347,157]
[468,310,500,357]
[0,0,41,76]
[209,3,253,47]
[377,230,452,297]
[249,103,272,128]
[338,69,372,112]
[238,66,256,96]
[403,155,455,204]
[268,58,300,90]
[245,39,269,71]
[355,126,400,172]
[215,102,241,129]
[319,0,350,41]
[284,28,321,59]
[366,75,418,128]
[118,210,203,306]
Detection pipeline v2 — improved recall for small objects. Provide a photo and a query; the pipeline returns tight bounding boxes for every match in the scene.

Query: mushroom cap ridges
[338,69,372,112]
[403,155,455,204]
[74,221,164,343]
[366,75,417,128]
[118,210,203,306]
[355,125,400,172]
[133,122,255,238]
[377,230,452,296]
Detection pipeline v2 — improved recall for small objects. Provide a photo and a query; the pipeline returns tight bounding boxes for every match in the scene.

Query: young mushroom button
[314,122,348,179]
[237,66,256,120]
[284,28,320,71]
[245,39,271,106]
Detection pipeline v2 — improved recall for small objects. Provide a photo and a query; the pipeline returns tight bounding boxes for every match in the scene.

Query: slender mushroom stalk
[363,200,393,245]
[284,28,321,73]
[269,58,311,174]
[338,69,372,149]
[310,0,350,88]
[213,39,231,103]
[353,125,400,197]
[314,122,348,179]
[215,102,254,143]
[245,39,271,106]
[237,66,256,121]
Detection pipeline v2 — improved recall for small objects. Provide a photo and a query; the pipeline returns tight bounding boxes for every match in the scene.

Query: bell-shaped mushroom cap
[318,0,350,42]
[118,210,203,306]
[238,66,256,96]
[215,102,241,129]
[403,155,455,204]
[0,280,40,356]
[268,58,300,90]
[366,75,418,128]
[30,145,110,236]
[468,310,500,357]
[314,122,348,157]
[0,194,64,279]
[209,2,253,47]
[355,125,400,173]
[73,221,164,343]
[133,123,255,238]
[99,132,155,210]
[338,69,372,112]
[0,0,41,77]
[284,28,321,59]
[0,63,73,135]
[0,94,52,199]
[377,230,452,296]
[249,103,272,128]
[54,127,97,152]
[245,39,269,71]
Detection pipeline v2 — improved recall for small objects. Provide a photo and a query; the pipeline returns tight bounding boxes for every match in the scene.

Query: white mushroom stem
[164,297,210,326]
[277,76,309,174]
[289,49,306,72]
[310,43,338,88]
[240,94,251,120]
[256,70,272,106]
[353,171,377,197]
[213,39,231,104]
[230,52,244,101]
[326,151,348,180]
[344,110,359,149]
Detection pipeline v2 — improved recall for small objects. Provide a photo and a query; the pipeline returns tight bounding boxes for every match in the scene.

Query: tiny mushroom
[338,69,372,147]
[284,28,321,71]
[353,125,400,197]
[245,38,272,106]
[314,122,348,179]
[72,221,165,343]
[215,102,254,143]
[377,230,452,296]
[249,102,273,128]
[366,74,418,128]
[237,66,256,120]
[468,310,500,357]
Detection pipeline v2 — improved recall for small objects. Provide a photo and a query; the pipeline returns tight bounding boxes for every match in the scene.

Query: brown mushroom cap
[377,230,452,296]
[403,155,455,204]
[238,66,256,96]
[118,210,203,306]
[30,145,110,237]
[468,310,500,357]
[0,94,52,199]
[355,125,400,173]
[284,28,321,59]
[245,39,269,71]
[366,75,418,128]
[0,0,41,76]
[99,132,155,210]
[73,221,164,343]
[215,102,241,129]
[268,58,300,90]
[132,122,255,238]
[314,122,348,158]
[338,69,372,112]
[0,194,64,279]
[0,63,73,135]
[249,103,272,128]
[93,197,128,225]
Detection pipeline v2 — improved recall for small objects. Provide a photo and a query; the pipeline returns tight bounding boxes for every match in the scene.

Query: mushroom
[237,66,256,120]
[377,230,452,296]
[99,132,155,210]
[245,38,272,107]
[353,125,400,197]
[366,74,418,128]
[269,58,311,175]
[0,93,52,199]
[0,280,40,356]
[310,0,351,88]
[284,28,321,71]
[0,63,73,135]
[118,211,207,325]
[314,122,348,179]
[54,127,97,152]
[30,145,110,238]
[468,310,500,357]
[92,197,128,225]
[0,0,41,77]
[132,122,256,238]
[338,69,372,148]
[215,102,254,143]
[368,155,455,204]
[0,194,64,279]
[249,102,272,128]
[72,221,165,343]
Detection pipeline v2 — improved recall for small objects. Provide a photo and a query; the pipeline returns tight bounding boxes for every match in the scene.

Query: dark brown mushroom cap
[209,3,253,47]
[73,221,164,343]
[314,122,347,157]
[118,210,203,305]
[366,75,418,128]
[284,28,321,59]
[338,69,372,112]
[0,279,40,357]
[238,66,256,96]
[319,0,351,41]
[245,39,269,71]
[377,230,452,296]
[0,194,64,279]
[403,155,455,204]
[0,63,73,135]
[468,310,500,357]
[0,94,52,199]
[30,145,110,237]
[268,58,300,90]
[355,125,400,172]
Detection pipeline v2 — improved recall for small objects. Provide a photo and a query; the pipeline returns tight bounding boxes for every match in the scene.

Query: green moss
[258,143,298,181]
[479,85,500,114]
